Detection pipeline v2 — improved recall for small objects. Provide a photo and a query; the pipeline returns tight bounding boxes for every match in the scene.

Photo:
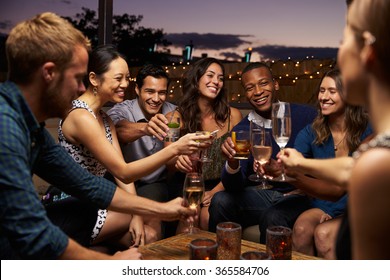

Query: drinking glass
[216,222,242,260]
[183,173,205,234]
[248,119,263,182]
[164,116,180,142]
[249,130,273,189]
[189,238,218,260]
[271,102,293,182]
[231,130,250,159]
[266,226,292,260]
[196,130,217,163]
[248,119,267,182]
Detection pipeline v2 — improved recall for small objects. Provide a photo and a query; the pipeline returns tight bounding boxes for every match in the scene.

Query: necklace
[334,136,345,151]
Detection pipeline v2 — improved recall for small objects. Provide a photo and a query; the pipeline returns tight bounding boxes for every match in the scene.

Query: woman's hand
[319,213,332,223]
[277,148,305,173]
[175,155,193,173]
[201,190,214,207]
[173,133,211,155]
[129,215,145,246]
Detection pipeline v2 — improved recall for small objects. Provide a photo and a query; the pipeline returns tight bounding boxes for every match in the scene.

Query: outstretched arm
[279,148,355,188]
[290,172,346,201]
[108,187,195,221]
[61,109,210,184]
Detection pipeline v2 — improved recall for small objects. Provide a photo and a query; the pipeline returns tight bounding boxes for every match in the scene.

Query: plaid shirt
[0,81,116,259]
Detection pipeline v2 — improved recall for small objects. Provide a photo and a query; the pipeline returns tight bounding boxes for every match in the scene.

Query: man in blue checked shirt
[0,12,194,260]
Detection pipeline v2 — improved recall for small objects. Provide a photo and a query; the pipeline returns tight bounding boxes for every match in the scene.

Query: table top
[139,230,320,260]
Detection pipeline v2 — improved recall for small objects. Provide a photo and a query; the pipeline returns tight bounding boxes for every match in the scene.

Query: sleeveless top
[58,100,113,177]
[58,100,113,241]
[336,132,390,259]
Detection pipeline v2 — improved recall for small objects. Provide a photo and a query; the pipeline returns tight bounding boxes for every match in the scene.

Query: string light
[133,57,336,103]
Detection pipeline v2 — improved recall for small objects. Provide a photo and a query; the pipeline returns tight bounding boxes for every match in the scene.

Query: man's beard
[41,73,72,119]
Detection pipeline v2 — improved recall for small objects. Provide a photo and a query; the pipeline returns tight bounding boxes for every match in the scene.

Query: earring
[93,87,98,96]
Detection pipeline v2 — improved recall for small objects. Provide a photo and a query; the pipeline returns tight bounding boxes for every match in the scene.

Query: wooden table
[139,230,320,260]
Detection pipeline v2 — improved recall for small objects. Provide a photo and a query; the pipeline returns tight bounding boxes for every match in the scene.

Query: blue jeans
[208,187,311,244]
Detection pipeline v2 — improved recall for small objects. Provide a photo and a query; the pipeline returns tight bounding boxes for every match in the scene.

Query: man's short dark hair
[241,62,272,76]
[136,64,170,89]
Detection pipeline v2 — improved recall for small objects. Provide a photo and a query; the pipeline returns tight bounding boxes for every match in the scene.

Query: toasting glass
[250,129,273,189]
[183,173,205,234]
[271,102,293,182]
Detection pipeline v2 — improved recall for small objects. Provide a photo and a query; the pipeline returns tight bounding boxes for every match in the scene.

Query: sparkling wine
[184,187,204,209]
[274,136,289,147]
[272,116,291,148]
[252,145,272,165]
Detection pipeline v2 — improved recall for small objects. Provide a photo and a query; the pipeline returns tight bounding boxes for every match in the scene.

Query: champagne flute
[183,172,205,234]
[250,130,273,189]
[248,119,264,182]
[271,102,293,182]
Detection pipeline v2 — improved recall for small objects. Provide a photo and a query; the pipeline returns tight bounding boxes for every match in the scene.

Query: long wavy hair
[178,57,230,133]
[312,68,369,152]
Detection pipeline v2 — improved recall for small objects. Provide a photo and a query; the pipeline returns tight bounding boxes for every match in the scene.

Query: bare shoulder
[62,108,102,143]
[230,107,243,126]
[350,148,390,193]
[63,108,97,128]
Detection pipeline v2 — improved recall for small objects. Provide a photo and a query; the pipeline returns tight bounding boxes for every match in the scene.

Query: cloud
[61,0,72,4]
[252,45,338,60]
[164,32,252,50]
[163,32,338,61]
[218,51,242,61]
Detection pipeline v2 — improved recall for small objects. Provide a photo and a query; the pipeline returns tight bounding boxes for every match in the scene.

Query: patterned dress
[58,100,112,242]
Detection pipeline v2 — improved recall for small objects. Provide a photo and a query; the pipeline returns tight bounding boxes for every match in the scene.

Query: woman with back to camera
[279,0,390,259]
[45,45,210,250]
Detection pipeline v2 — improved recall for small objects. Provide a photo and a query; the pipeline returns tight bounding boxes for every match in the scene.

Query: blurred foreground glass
[165,116,180,142]
[231,130,250,159]
[266,226,292,260]
[189,238,218,260]
[216,222,242,260]
[240,251,272,260]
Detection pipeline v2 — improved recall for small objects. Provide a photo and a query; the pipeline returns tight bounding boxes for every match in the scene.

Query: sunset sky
[0,0,348,61]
